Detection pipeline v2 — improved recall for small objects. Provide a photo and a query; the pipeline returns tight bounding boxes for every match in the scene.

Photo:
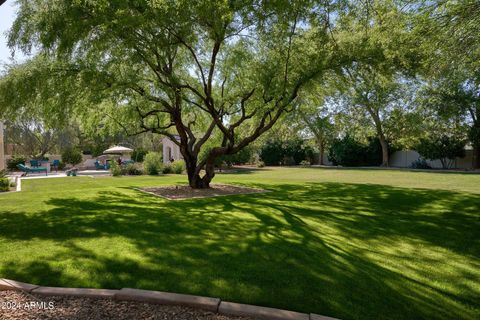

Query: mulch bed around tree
[138,184,268,200]
[0,290,252,320]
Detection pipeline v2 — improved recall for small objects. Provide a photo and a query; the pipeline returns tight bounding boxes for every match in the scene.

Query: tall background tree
[328,0,421,166]
[414,0,480,168]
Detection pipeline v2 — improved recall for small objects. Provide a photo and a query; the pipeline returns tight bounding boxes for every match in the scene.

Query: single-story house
[162,135,183,164]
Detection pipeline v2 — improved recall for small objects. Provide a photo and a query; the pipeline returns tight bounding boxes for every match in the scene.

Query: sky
[0,0,26,64]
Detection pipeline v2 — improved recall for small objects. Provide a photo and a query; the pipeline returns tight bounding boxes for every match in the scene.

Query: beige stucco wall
[389,150,474,169]
[0,121,5,171]
[162,137,183,164]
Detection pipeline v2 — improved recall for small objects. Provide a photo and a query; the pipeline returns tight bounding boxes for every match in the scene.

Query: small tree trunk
[473,145,480,169]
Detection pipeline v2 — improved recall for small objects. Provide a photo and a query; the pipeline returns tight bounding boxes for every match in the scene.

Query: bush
[58,162,66,171]
[144,152,163,175]
[62,148,83,166]
[416,135,466,169]
[0,169,6,178]
[328,135,383,167]
[162,164,173,174]
[110,161,123,177]
[256,160,265,168]
[260,139,283,165]
[260,138,312,166]
[217,147,254,166]
[300,160,311,167]
[125,163,143,175]
[7,156,26,171]
[410,158,432,169]
[171,160,186,174]
[0,178,10,192]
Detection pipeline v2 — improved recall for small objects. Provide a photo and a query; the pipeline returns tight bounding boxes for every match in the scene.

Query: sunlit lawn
[0,167,479,320]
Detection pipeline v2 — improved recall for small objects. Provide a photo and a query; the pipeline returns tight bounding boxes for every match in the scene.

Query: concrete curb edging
[0,278,339,320]
[219,301,309,320]
[116,288,220,312]
[0,279,38,292]
[33,286,118,299]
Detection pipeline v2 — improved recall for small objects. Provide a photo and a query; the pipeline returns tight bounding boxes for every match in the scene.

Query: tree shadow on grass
[0,182,479,320]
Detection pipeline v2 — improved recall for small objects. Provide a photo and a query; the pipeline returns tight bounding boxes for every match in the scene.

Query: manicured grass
[0,167,479,319]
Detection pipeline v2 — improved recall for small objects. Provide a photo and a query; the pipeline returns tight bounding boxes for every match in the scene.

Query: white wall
[389,150,474,169]
[162,137,183,164]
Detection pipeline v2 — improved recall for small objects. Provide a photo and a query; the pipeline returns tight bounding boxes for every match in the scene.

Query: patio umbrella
[103,145,133,155]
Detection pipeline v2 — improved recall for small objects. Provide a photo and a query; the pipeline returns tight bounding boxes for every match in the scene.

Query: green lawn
[0,167,479,320]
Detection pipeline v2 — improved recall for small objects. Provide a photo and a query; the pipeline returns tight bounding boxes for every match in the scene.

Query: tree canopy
[1,0,345,187]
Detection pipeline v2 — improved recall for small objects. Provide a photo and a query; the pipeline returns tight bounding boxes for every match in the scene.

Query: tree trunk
[473,145,480,170]
[319,142,325,165]
[378,135,389,167]
[184,150,218,189]
[368,108,389,167]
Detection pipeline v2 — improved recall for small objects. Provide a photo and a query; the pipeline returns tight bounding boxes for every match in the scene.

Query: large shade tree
[414,0,480,168]
[0,0,342,188]
[330,0,420,166]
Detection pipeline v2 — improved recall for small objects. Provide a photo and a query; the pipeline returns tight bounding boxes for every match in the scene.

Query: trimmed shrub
[0,178,10,192]
[58,162,66,171]
[260,138,312,166]
[410,158,432,169]
[300,160,311,167]
[7,156,26,171]
[125,163,143,175]
[62,148,83,166]
[171,160,186,174]
[110,161,123,177]
[162,164,173,174]
[144,152,163,175]
[328,135,383,167]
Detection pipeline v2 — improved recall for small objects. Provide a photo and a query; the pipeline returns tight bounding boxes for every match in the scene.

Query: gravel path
[0,291,252,320]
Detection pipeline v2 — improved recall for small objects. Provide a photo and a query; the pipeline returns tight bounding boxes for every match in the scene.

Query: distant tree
[414,1,480,168]
[419,76,480,168]
[416,135,466,169]
[294,88,336,165]
[331,0,422,166]
[5,121,60,158]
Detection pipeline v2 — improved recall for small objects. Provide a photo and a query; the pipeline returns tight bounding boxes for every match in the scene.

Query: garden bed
[139,184,268,200]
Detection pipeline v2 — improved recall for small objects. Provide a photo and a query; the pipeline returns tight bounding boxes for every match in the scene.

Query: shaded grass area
[0,168,479,320]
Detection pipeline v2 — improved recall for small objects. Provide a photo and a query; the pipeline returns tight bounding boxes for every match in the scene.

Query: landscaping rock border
[0,278,339,320]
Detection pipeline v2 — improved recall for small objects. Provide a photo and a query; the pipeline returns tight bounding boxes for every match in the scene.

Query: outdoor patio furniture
[30,160,40,168]
[95,161,109,170]
[52,160,60,172]
[122,160,135,165]
[17,164,48,176]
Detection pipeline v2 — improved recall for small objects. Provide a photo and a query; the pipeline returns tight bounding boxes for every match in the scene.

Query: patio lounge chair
[30,160,40,168]
[52,160,61,172]
[17,164,48,176]
[95,161,108,170]
[122,160,135,165]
